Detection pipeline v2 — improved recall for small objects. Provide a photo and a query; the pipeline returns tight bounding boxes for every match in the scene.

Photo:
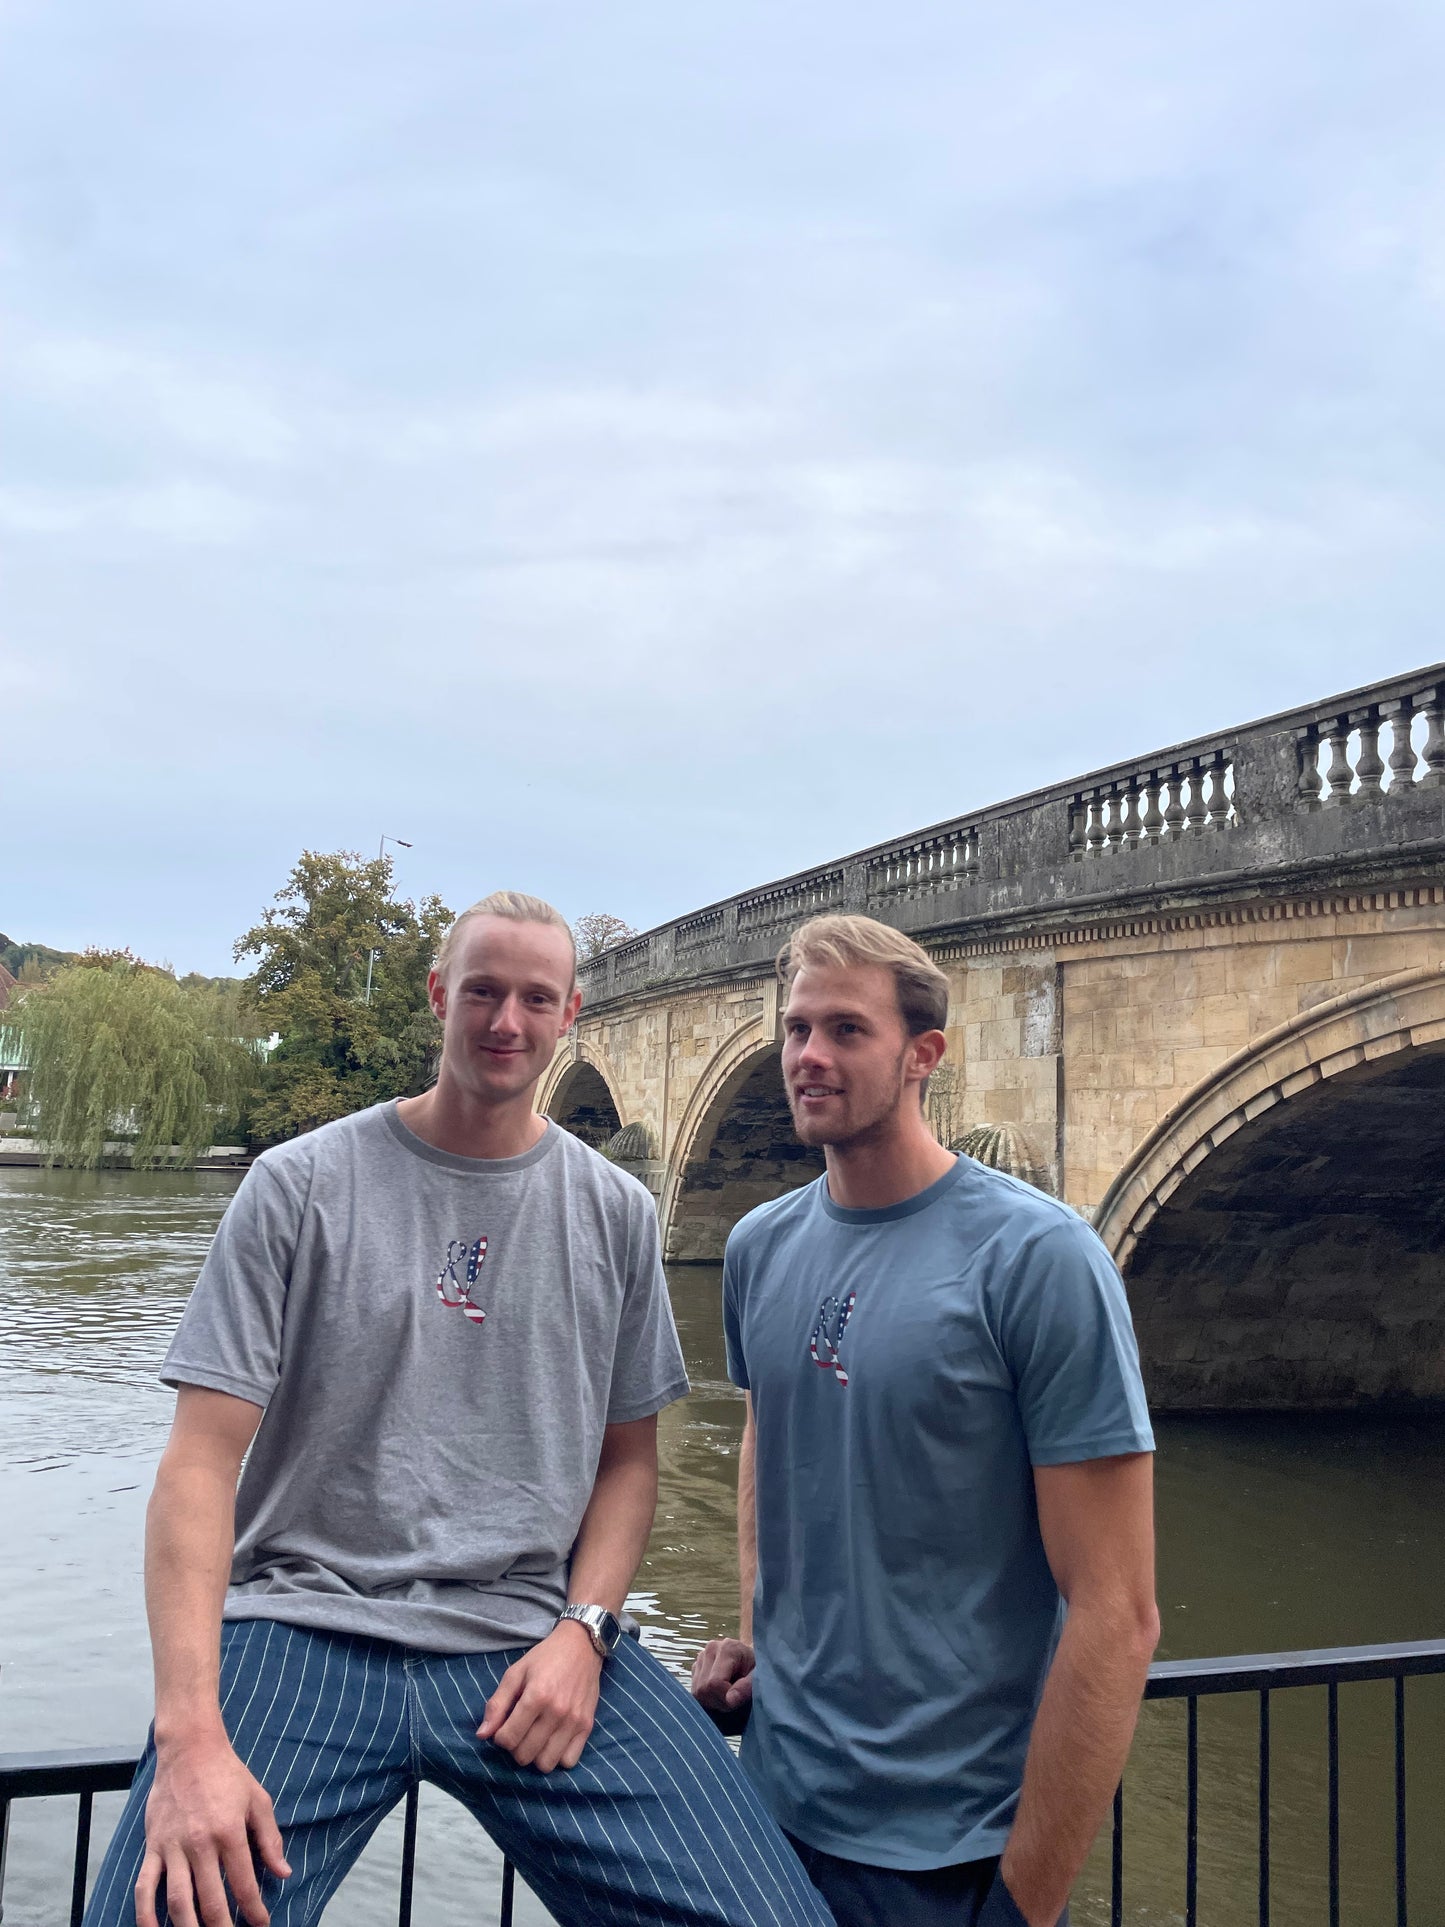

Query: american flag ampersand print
[435,1236,489,1325]
[808,1291,856,1387]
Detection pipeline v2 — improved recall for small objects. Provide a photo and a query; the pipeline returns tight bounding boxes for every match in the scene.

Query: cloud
[2,0,1444,970]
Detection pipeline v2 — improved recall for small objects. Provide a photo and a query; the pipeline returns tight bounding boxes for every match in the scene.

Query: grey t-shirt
[162,1104,689,1654]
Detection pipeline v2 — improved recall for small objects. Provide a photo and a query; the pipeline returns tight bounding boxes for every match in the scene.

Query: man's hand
[478,1622,603,1772]
[135,1729,290,1927]
[689,1636,755,1716]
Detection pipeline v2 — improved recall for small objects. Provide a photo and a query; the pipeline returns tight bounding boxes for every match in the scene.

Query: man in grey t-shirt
[85,893,831,1927]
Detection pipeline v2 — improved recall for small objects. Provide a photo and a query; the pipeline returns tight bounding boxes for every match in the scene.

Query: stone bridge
[539,665,1445,1411]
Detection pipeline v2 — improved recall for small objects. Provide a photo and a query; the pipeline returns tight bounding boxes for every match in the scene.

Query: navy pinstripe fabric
[83,1621,832,1927]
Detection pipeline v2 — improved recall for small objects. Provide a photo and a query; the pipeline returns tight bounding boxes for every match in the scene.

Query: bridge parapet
[577,662,1445,1008]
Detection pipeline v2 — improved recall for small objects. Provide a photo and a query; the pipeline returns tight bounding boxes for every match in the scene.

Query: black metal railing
[1115,1637,1445,1927]
[4,1639,1442,1927]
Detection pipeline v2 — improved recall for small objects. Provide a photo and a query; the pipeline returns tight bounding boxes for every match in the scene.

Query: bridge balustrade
[570,662,1445,1009]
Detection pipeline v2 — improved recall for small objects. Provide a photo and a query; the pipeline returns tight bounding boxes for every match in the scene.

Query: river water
[1,1168,1440,1926]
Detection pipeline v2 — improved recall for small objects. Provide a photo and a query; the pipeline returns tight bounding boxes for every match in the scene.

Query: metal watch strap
[557,1603,622,1658]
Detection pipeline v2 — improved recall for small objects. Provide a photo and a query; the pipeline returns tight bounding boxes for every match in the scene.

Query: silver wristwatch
[557,1603,623,1658]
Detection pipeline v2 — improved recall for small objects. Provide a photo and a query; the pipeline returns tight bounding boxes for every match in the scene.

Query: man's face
[781,961,927,1150]
[429,916,581,1108]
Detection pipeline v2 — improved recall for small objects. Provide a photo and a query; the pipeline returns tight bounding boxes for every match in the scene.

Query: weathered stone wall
[937,954,1062,1194]
[1061,905,1445,1214]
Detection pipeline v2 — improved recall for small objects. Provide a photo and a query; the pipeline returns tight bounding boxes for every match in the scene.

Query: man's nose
[490,994,525,1035]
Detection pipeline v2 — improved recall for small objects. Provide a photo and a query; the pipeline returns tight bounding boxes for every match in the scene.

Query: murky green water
[1,1169,1440,1924]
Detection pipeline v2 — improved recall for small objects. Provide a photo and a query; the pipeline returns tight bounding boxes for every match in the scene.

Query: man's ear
[427,967,447,1024]
[559,988,583,1036]
[908,1028,948,1084]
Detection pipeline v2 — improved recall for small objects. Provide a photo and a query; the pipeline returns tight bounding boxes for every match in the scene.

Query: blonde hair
[778,913,949,1035]
[435,891,577,985]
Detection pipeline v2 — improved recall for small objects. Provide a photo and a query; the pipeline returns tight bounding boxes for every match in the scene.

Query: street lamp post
[364,835,412,1005]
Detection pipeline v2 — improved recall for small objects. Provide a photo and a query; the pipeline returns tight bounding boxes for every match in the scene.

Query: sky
[4,0,1444,975]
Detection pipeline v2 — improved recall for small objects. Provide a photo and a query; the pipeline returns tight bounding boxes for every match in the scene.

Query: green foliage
[10,961,260,1168]
[236,850,453,1144]
[0,937,81,981]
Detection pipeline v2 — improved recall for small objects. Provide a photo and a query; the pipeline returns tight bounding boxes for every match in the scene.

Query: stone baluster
[1163,766,1186,837]
[1321,716,1354,806]
[1206,749,1232,828]
[1184,759,1208,834]
[1085,791,1106,855]
[1351,707,1384,801]
[1418,688,1445,788]
[1102,785,1124,850]
[1386,696,1418,790]
[1141,770,1165,843]
[1068,800,1085,860]
[963,827,980,877]
[1296,726,1323,808]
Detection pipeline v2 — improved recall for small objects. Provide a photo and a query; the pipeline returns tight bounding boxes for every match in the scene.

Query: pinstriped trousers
[82,1620,834,1927]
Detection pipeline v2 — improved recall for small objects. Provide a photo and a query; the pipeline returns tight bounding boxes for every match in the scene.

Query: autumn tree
[236,850,453,1142]
[573,912,639,961]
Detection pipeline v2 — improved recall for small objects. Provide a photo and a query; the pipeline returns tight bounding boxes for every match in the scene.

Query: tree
[235,850,453,1142]
[10,961,259,1168]
[573,913,639,961]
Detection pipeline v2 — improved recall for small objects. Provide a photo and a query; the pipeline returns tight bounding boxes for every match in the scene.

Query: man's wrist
[550,1620,606,1669]
[153,1708,228,1750]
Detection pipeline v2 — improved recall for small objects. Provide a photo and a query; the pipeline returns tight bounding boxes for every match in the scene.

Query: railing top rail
[1145,1636,1445,1699]
[574,661,1445,988]
[5,1637,1445,1792]
[0,1746,140,1798]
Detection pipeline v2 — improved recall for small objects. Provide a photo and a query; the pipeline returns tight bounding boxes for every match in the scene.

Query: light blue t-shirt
[723,1155,1154,1870]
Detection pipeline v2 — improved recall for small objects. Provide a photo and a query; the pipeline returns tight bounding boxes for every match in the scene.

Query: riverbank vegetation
[8,957,258,1168]
[9,857,640,1160]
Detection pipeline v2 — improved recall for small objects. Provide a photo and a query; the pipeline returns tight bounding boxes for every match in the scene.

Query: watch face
[596,1610,622,1653]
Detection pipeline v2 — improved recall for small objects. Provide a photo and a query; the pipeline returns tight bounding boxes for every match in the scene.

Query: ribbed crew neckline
[818,1154,965,1225]
[382,1102,560,1176]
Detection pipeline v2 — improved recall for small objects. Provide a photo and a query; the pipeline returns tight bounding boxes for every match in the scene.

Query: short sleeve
[722,1242,749,1390]
[994,1215,1154,1467]
[160,1159,300,1407]
[604,1185,689,1424]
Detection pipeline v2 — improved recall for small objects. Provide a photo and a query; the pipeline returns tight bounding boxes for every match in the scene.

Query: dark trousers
[786,1831,1059,1927]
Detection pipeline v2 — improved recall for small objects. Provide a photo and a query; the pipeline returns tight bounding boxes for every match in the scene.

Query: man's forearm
[145,1459,239,1742]
[566,1434,658,1612]
[999,1602,1156,1926]
[737,1414,757,1642]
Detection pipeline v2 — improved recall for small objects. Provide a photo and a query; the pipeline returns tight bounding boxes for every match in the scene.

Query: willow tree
[11,962,258,1168]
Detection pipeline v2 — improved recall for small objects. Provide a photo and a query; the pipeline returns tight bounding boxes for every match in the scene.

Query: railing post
[1322,716,1354,805]
[1352,707,1385,800]
[1296,725,1323,808]
[1418,687,1445,788]
[1386,695,1418,790]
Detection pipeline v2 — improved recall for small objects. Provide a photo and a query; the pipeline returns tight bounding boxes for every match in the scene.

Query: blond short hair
[778,914,949,1035]
[435,891,577,985]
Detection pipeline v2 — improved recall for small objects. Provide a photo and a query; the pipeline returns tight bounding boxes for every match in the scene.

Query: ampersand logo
[808,1291,856,1387]
[435,1236,489,1326]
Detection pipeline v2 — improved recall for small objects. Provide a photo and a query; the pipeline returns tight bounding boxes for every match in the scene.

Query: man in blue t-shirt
[691,913,1159,1927]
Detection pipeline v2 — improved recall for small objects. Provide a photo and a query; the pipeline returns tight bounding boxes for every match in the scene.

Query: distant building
[0,962,25,1102]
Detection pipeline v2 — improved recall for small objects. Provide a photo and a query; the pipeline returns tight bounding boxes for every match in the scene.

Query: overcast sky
[4,0,1443,974]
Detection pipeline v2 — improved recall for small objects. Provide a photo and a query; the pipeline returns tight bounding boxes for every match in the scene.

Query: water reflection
[1,1172,1440,1925]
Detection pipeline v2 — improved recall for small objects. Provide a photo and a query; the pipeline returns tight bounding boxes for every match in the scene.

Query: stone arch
[540,1042,625,1151]
[661,1021,825,1263]
[1095,966,1445,1409]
